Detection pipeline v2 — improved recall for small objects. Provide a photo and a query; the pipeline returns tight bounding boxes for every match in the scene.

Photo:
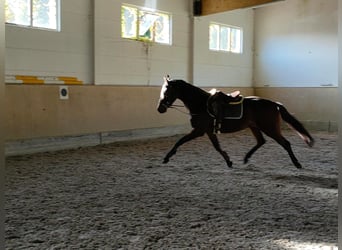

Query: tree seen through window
[121,5,171,45]
[5,0,59,30]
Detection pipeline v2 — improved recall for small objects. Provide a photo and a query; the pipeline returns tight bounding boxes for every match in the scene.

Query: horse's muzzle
[157,103,167,113]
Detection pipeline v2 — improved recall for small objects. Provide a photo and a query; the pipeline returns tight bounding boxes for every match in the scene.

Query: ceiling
[196,0,285,16]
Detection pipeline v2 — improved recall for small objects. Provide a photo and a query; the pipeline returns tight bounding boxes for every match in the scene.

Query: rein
[169,104,191,115]
[169,104,184,108]
[161,102,200,116]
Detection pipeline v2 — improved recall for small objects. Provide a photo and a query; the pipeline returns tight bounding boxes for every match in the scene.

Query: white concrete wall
[5,0,338,88]
[254,0,338,87]
[94,0,192,85]
[193,9,254,87]
[5,0,94,83]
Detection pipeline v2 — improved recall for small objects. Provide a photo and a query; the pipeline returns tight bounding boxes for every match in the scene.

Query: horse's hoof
[163,158,169,164]
[295,163,302,169]
[227,161,233,168]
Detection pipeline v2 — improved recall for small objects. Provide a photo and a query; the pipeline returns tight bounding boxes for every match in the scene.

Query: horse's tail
[277,103,314,147]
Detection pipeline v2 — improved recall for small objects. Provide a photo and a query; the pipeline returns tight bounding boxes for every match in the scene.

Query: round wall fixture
[59,86,69,100]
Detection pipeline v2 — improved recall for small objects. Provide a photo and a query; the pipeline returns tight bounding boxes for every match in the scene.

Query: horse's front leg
[163,129,205,164]
[207,132,233,168]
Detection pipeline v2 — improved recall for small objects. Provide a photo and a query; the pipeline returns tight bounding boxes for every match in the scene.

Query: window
[5,0,60,30]
[121,4,171,45]
[209,23,242,53]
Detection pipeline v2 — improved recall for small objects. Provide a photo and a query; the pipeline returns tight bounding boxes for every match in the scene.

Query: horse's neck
[178,85,209,113]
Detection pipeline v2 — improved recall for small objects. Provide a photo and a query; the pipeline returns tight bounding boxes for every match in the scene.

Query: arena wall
[4,84,253,155]
[4,0,339,155]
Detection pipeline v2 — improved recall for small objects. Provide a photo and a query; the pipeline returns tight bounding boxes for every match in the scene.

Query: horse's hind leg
[264,131,302,168]
[244,127,266,164]
[207,133,232,168]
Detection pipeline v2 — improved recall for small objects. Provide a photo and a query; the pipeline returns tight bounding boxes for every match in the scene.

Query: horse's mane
[170,79,209,97]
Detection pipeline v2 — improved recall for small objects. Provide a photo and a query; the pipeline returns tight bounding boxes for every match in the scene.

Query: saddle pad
[222,102,243,119]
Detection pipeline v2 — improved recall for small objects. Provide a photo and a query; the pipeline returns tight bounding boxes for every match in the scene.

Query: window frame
[5,0,61,31]
[209,22,243,54]
[121,4,172,45]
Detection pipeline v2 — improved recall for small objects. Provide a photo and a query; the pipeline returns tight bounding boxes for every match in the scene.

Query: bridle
[160,100,189,115]
[159,79,203,116]
[160,99,204,116]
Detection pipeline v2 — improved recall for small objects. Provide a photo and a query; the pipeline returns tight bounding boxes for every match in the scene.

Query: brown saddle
[227,90,243,104]
[207,90,244,119]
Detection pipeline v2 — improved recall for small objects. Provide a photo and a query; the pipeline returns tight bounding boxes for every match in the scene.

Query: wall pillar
[0,0,5,248]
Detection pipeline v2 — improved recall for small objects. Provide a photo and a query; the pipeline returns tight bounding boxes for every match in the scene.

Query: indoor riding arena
[2,0,340,249]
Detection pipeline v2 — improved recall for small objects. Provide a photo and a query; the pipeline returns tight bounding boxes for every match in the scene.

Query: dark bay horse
[157,77,314,168]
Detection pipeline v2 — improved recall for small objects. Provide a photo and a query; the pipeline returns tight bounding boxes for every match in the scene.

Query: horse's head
[157,76,178,113]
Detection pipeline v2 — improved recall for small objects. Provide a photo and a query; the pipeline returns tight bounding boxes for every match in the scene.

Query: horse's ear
[164,75,171,82]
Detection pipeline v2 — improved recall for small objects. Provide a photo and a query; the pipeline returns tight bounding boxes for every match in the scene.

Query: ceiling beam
[199,0,284,16]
